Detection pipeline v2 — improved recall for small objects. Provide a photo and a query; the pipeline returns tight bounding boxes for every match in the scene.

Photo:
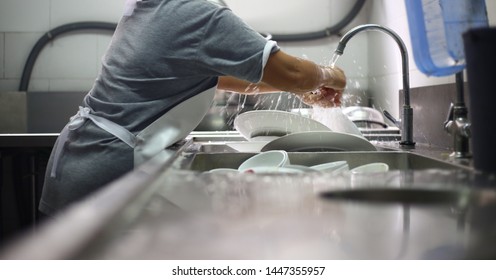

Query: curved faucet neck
[337,24,410,106]
[336,24,414,146]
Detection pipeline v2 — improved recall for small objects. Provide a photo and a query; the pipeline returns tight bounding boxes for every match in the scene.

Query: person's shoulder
[166,0,228,17]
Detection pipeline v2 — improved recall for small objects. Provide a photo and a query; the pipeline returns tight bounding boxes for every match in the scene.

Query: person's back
[39,0,277,215]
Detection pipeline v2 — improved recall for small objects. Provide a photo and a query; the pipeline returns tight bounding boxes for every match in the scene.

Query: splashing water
[274,93,283,110]
[240,95,248,109]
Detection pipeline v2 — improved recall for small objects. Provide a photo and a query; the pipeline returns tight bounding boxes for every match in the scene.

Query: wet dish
[234,110,331,141]
[207,168,239,174]
[350,162,389,173]
[342,106,388,128]
[243,165,317,174]
[237,150,290,172]
[261,131,377,152]
[310,160,349,172]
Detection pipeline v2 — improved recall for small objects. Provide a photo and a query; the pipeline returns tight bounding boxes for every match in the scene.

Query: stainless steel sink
[185,151,472,172]
[320,187,471,204]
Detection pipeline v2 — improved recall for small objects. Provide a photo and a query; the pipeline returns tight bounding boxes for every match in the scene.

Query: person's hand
[295,65,345,108]
[297,87,342,108]
[321,66,346,91]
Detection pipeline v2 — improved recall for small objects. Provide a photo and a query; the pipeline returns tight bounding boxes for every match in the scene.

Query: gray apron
[50,87,216,178]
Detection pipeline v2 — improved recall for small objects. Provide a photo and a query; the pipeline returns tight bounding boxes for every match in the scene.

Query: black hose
[270,0,366,42]
[19,22,117,91]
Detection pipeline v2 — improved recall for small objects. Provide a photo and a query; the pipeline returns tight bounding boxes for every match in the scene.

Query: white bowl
[207,168,239,174]
[350,162,389,173]
[331,163,350,173]
[242,164,317,174]
[238,150,290,172]
[283,164,319,173]
[310,161,348,172]
[243,166,303,174]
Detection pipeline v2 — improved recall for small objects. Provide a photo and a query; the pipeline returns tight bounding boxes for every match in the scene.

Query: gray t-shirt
[39,0,279,215]
[85,0,279,132]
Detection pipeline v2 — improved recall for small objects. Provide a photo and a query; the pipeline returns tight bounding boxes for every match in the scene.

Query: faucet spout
[335,24,415,146]
[444,71,472,158]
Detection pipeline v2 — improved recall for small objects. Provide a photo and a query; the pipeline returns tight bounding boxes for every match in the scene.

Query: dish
[135,88,216,165]
[328,163,350,173]
[342,106,388,129]
[310,161,349,172]
[261,131,377,152]
[226,141,269,153]
[311,107,363,137]
[234,110,331,141]
[238,150,290,172]
[143,88,216,148]
[207,168,239,174]
[351,162,389,173]
[243,164,317,174]
[342,106,384,122]
[283,164,319,173]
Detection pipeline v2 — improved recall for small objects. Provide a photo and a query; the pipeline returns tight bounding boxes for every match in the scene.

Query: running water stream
[329,52,341,68]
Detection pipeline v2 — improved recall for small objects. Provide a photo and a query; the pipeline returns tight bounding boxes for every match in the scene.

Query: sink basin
[184,151,471,172]
[320,187,471,204]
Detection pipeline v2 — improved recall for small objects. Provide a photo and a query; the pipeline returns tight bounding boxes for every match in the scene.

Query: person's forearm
[261,50,324,94]
[217,76,281,94]
[216,59,323,95]
[217,50,345,97]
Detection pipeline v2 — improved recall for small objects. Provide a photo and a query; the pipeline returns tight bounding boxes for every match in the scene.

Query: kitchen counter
[1,134,496,260]
[0,133,58,147]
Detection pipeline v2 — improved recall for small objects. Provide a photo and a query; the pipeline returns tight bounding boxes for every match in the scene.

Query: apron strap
[50,106,138,178]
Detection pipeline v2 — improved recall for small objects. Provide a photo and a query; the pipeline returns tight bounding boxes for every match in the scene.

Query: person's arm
[217,76,281,94]
[217,49,346,107]
[261,50,345,94]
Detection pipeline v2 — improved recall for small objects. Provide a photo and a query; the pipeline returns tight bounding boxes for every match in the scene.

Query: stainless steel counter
[1,135,496,260]
[0,133,58,147]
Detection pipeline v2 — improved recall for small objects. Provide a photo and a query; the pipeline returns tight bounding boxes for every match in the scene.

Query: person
[39,0,346,216]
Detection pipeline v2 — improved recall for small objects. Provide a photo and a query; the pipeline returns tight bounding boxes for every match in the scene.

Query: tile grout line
[1,32,4,79]
[48,0,52,29]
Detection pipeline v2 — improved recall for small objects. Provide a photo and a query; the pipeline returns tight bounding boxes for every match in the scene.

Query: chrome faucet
[334,24,415,147]
[444,71,471,158]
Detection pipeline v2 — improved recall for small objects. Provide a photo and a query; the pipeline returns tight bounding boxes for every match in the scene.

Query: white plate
[261,131,377,152]
[311,107,363,137]
[135,87,216,165]
[144,87,216,148]
[242,165,316,174]
[234,110,331,141]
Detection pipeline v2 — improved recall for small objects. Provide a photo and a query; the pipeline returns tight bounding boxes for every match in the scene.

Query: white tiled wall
[0,0,123,92]
[0,0,50,32]
[0,0,367,93]
[0,0,495,113]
